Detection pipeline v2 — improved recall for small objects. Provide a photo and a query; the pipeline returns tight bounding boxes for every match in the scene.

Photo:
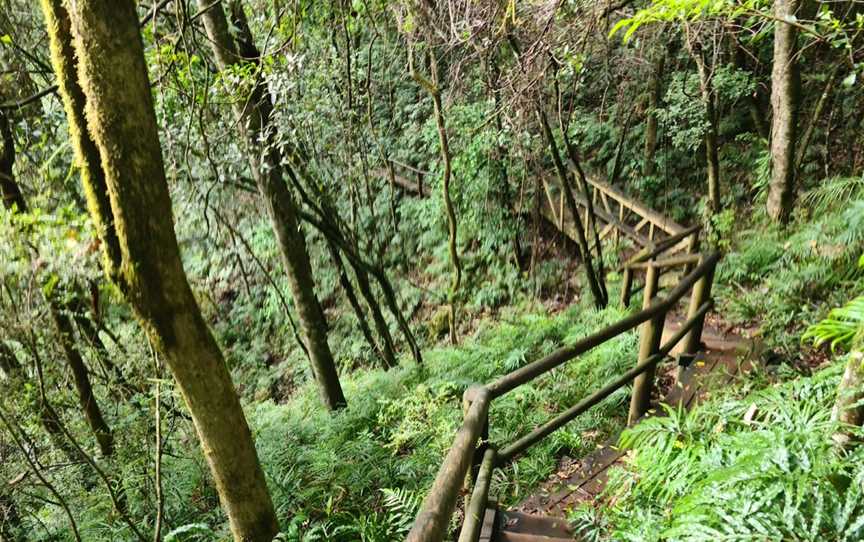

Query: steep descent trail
[406,170,726,542]
[487,180,749,540]
[513,319,751,521]
[478,179,741,541]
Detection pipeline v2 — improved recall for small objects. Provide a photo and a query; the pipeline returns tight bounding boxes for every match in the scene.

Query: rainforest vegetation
[0,0,862,541]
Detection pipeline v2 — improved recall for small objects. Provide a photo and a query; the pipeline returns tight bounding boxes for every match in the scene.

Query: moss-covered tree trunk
[196,0,346,409]
[409,45,461,345]
[42,1,279,539]
[643,49,665,177]
[832,351,864,447]
[767,0,801,223]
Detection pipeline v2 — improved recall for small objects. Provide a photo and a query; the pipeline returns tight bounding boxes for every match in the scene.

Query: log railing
[405,249,720,542]
[373,159,430,197]
[620,224,702,307]
[539,170,690,252]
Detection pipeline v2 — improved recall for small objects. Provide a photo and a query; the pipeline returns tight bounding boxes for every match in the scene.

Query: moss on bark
[196,0,346,409]
[43,1,279,539]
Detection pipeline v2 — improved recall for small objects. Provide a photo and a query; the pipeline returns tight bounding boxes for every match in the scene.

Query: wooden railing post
[683,230,701,275]
[463,393,489,488]
[680,255,716,357]
[628,264,663,425]
[615,203,623,244]
[558,190,565,229]
[620,267,633,307]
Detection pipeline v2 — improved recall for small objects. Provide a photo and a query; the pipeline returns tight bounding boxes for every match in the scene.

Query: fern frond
[802,175,864,214]
[381,487,421,535]
[803,296,864,351]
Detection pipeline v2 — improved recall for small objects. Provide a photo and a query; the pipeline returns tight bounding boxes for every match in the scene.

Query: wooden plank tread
[499,511,573,538]
[498,532,573,542]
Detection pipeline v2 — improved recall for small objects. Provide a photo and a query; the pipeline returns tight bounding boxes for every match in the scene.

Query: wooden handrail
[574,170,686,236]
[457,447,497,542]
[539,170,689,250]
[406,387,490,542]
[626,252,702,270]
[623,224,701,267]
[487,252,719,399]
[496,300,712,463]
[407,253,720,542]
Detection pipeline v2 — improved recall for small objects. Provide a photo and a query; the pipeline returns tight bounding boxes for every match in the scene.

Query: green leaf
[0,35,11,45]
[842,71,857,87]
[41,274,59,298]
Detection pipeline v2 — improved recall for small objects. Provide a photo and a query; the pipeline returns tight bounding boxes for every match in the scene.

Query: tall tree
[767,0,802,223]
[685,29,722,214]
[195,0,346,409]
[41,1,279,539]
[1,110,114,458]
[643,47,665,177]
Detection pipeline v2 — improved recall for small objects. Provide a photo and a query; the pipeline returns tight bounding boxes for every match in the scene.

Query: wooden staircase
[405,167,721,542]
[484,323,749,541]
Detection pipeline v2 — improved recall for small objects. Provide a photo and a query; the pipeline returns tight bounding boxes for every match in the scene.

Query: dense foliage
[0,0,862,540]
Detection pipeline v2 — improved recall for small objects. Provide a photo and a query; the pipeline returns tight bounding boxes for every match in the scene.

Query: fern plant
[381,488,422,537]
[580,363,864,541]
[803,255,864,352]
[803,296,864,351]
[802,175,864,215]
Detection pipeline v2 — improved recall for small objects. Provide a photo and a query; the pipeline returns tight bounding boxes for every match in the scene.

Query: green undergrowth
[237,300,639,541]
[31,297,638,542]
[571,357,864,541]
[714,183,864,356]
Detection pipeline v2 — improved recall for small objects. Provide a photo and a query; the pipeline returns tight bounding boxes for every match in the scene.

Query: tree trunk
[767,0,801,223]
[48,303,114,457]
[350,260,398,369]
[410,47,461,345]
[197,0,346,410]
[691,48,721,214]
[643,50,665,177]
[537,109,607,309]
[0,113,24,212]
[832,351,864,448]
[43,1,279,539]
[67,294,138,397]
[327,242,395,368]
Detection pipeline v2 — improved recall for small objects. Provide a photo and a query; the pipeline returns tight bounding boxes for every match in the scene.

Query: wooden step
[498,532,573,542]
[498,511,573,539]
